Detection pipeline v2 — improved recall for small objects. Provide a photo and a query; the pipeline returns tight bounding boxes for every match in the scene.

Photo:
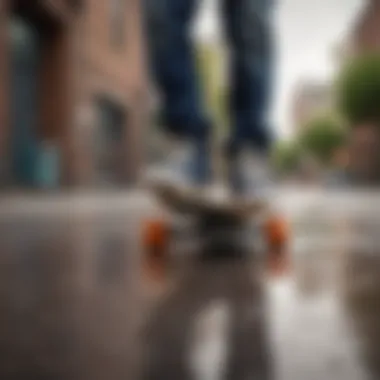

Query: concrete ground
[0,189,379,380]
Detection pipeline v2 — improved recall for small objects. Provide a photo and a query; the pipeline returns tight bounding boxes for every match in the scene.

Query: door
[9,16,40,186]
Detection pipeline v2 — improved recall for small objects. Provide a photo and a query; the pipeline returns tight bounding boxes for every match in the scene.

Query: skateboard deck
[143,181,288,260]
[151,181,267,221]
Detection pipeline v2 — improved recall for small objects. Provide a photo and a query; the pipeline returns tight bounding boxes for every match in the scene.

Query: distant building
[332,40,356,67]
[291,80,333,132]
[0,0,147,189]
[348,0,380,55]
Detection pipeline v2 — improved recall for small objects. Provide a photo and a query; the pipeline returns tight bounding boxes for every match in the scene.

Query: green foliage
[337,54,380,124]
[196,43,228,138]
[271,140,302,175]
[299,115,347,164]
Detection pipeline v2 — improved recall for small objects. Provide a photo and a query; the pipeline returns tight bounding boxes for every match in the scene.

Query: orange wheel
[264,214,289,249]
[141,218,170,258]
[264,215,290,276]
[141,218,171,283]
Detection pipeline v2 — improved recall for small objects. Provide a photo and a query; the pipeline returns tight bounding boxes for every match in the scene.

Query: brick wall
[351,0,380,55]
[345,1,380,184]
[76,0,147,186]
[0,0,147,188]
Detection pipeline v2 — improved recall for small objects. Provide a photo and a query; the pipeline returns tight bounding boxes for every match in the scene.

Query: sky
[194,0,364,138]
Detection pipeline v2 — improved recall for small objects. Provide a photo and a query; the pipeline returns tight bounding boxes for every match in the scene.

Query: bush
[337,54,380,124]
[271,140,302,176]
[299,115,347,165]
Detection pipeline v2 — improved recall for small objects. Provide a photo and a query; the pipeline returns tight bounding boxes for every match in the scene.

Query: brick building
[0,0,147,189]
[342,0,380,184]
[349,0,380,55]
[291,80,332,132]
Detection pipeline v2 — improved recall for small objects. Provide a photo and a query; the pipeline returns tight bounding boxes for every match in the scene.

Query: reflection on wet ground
[0,191,379,379]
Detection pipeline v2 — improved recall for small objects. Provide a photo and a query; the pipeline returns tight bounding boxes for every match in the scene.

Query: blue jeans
[144,0,274,154]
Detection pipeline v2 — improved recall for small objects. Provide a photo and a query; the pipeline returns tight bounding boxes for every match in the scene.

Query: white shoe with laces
[144,137,212,193]
[228,150,274,201]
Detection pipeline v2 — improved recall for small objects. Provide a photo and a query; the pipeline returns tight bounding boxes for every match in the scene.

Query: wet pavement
[0,190,379,379]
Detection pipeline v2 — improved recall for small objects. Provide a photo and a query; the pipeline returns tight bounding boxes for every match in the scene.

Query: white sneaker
[228,150,273,201]
[144,137,212,190]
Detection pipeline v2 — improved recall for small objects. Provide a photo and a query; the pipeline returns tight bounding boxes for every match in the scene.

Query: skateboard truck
[142,181,290,263]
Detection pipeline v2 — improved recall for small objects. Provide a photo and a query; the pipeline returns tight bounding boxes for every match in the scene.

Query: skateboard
[142,181,290,262]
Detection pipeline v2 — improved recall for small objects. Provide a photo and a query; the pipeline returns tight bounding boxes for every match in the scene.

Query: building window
[110,0,126,48]
[94,97,126,186]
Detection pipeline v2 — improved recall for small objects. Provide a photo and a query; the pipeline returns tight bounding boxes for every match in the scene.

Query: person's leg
[222,0,275,193]
[144,0,212,184]
[223,0,274,153]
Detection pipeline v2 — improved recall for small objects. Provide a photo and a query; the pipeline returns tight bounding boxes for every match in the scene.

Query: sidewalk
[0,189,158,218]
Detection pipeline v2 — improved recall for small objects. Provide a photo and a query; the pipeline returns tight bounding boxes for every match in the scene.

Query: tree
[337,54,380,125]
[271,140,302,176]
[299,115,347,165]
[336,55,380,184]
[196,43,228,139]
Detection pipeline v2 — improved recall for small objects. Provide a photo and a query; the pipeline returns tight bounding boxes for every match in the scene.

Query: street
[0,189,379,380]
